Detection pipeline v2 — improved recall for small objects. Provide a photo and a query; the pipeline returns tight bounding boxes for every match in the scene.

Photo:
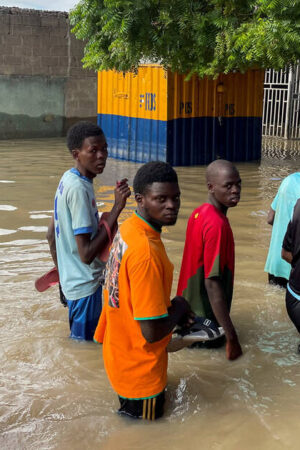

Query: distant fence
[263,66,300,139]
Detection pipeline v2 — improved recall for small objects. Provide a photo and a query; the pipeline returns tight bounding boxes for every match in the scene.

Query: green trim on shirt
[134,313,168,320]
[134,211,161,233]
[119,390,164,400]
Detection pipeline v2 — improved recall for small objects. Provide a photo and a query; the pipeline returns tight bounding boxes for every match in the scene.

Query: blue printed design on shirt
[58,181,64,195]
[54,196,58,220]
[56,224,60,237]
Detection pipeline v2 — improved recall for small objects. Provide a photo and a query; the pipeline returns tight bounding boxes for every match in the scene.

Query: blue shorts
[66,285,102,341]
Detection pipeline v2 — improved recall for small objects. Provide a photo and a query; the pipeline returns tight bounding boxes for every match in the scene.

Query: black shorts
[268,273,288,289]
[118,391,165,420]
[286,287,300,333]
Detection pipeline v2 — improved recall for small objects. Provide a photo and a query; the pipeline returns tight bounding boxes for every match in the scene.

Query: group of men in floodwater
[44,121,300,421]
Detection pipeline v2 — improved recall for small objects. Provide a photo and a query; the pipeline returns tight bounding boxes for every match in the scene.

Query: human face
[72,134,108,179]
[208,168,241,211]
[136,182,181,229]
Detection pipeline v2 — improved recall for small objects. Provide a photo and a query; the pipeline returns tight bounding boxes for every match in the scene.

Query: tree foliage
[70,0,300,77]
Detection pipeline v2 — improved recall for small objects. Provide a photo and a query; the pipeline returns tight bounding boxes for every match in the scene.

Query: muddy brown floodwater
[1,137,300,450]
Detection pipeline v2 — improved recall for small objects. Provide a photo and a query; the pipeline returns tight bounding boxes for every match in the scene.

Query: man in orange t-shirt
[94,161,194,420]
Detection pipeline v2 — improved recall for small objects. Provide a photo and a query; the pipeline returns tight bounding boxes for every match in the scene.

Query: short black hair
[66,121,104,152]
[133,161,178,195]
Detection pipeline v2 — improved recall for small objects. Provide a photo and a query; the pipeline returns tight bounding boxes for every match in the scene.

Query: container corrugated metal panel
[98,65,168,162]
[97,65,264,165]
[167,70,264,119]
[167,70,264,165]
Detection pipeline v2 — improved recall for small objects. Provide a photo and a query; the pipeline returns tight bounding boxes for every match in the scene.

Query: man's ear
[207,182,214,193]
[135,193,144,205]
[72,149,79,160]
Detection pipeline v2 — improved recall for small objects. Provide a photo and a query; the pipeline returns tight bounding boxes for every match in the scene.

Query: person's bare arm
[76,179,131,264]
[205,277,242,361]
[46,215,58,267]
[138,296,194,343]
[267,208,275,225]
[281,248,292,264]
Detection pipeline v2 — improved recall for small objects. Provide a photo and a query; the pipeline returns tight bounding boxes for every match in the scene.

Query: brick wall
[0,7,97,138]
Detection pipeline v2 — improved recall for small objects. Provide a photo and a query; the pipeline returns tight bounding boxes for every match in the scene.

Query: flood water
[1,137,300,449]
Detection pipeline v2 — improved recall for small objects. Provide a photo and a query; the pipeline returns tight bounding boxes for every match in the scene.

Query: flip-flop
[175,316,224,342]
[35,266,59,292]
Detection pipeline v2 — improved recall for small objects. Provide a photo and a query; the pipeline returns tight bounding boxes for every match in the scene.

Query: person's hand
[172,296,196,327]
[179,310,196,328]
[114,178,131,212]
[226,338,242,361]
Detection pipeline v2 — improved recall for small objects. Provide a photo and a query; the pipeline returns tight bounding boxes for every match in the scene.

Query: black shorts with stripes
[118,391,165,420]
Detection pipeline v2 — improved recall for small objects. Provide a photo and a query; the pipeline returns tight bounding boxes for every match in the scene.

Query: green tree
[70,0,300,77]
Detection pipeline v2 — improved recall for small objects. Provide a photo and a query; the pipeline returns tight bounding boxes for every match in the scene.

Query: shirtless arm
[76,179,131,264]
[46,215,57,267]
[138,296,194,343]
[205,277,242,360]
[267,208,275,225]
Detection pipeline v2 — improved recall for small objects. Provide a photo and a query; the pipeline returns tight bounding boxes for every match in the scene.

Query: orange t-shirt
[94,212,173,399]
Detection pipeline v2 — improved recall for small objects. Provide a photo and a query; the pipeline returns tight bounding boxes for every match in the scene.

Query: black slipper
[175,316,224,342]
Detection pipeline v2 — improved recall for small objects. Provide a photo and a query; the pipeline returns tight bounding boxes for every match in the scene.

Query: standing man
[94,161,194,420]
[282,198,300,350]
[265,172,300,288]
[177,159,242,361]
[47,121,130,341]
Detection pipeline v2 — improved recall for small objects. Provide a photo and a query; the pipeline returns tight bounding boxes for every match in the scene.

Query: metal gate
[263,66,300,139]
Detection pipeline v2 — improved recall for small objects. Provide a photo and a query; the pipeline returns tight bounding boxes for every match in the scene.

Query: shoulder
[190,204,226,227]
[58,170,81,190]
[121,219,161,263]
[280,173,300,189]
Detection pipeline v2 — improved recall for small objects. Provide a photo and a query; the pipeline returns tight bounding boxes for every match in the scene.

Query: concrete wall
[0,7,97,139]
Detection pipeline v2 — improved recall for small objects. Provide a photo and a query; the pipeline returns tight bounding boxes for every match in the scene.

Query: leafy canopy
[70,0,300,77]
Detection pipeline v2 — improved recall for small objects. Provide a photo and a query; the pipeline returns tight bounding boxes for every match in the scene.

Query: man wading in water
[47,121,130,341]
[94,161,195,420]
[177,159,243,360]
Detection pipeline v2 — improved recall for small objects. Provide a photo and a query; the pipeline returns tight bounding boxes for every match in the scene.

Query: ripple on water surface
[1,138,300,448]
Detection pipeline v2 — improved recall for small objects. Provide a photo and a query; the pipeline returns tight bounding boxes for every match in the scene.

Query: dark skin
[47,134,131,266]
[267,208,275,225]
[205,160,243,361]
[281,248,293,264]
[135,182,195,343]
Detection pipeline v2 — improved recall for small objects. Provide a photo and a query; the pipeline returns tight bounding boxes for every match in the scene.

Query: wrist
[112,203,123,215]
[226,332,239,343]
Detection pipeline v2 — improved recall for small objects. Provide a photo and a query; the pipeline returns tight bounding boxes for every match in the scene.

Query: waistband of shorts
[287,283,300,301]
[118,389,165,401]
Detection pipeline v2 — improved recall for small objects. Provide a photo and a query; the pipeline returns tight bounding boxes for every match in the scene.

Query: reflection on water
[0,205,17,211]
[1,138,300,449]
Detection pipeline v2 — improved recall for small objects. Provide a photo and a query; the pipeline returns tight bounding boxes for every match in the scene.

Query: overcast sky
[0,0,78,11]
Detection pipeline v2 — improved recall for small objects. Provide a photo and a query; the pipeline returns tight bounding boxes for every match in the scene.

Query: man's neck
[74,163,95,180]
[135,209,162,232]
[207,195,228,216]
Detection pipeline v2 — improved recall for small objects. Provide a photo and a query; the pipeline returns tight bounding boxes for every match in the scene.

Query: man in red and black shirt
[177,159,242,360]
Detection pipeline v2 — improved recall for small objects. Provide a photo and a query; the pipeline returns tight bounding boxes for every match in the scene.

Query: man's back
[177,203,234,321]
[54,168,104,300]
